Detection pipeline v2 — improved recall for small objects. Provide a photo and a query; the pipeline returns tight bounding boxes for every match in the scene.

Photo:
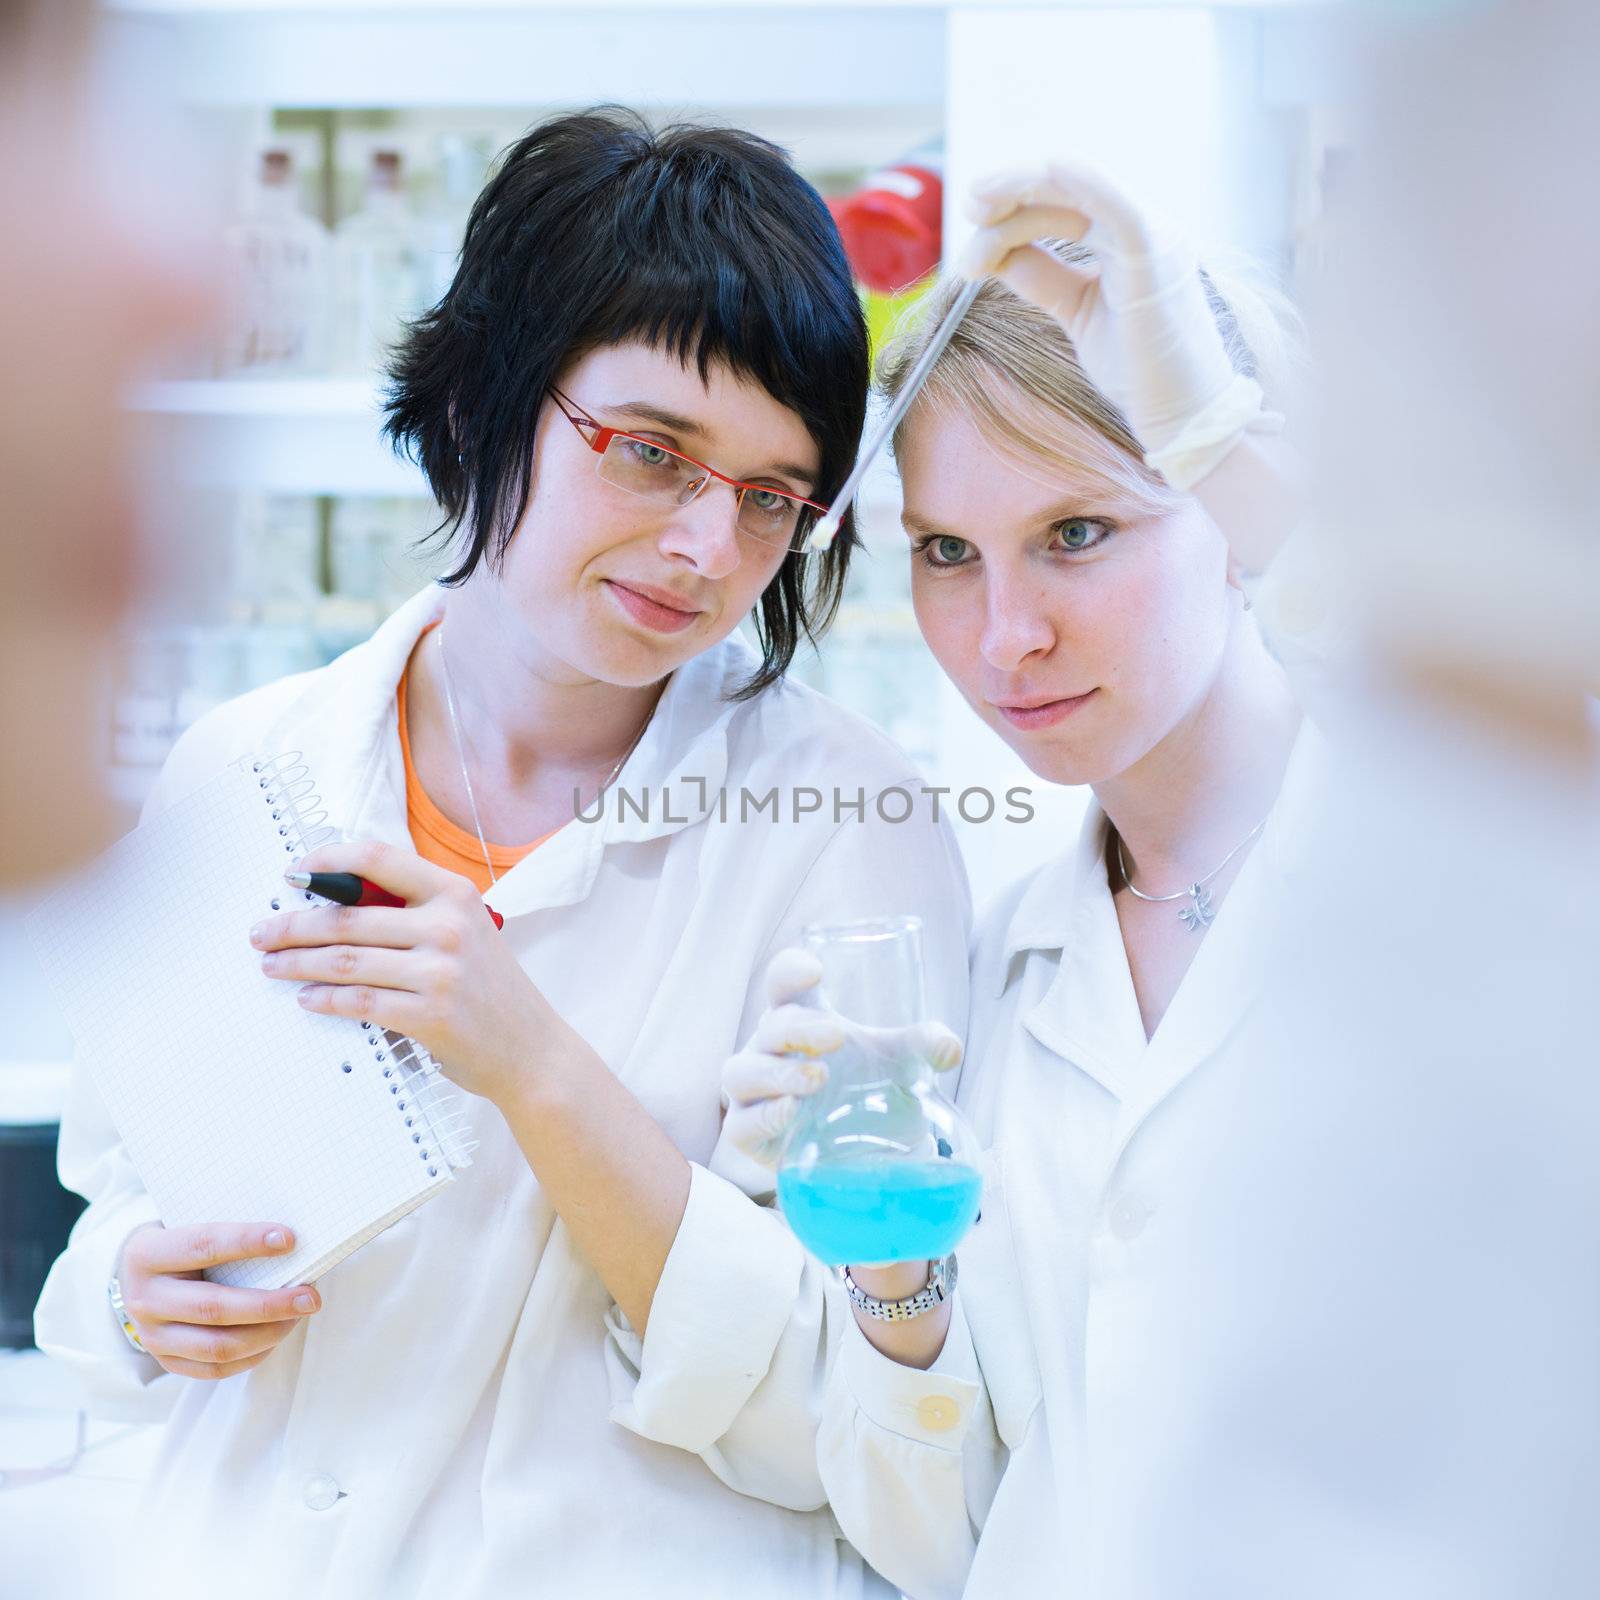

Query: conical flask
[776,916,980,1266]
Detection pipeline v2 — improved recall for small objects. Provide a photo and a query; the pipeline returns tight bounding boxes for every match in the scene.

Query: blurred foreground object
[1097,4,1600,1596]
[0,0,211,889]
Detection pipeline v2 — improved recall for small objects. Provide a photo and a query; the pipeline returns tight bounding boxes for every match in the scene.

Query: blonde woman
[717,163,1308,1599]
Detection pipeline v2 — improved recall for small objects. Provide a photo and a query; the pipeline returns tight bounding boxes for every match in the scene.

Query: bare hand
[252,839,562,1108]
[116,1221,321,1380]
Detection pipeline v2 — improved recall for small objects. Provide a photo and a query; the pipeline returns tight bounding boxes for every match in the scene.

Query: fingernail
[249,925,265,946]
[293,1292,316,1313]
[266,1229,288,1250]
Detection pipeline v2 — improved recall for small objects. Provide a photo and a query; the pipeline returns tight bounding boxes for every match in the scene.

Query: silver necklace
[434,625,649,886]
[1114,815,1268,932]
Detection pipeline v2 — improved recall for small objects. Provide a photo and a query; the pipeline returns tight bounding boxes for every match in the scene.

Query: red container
[831,139,944,295]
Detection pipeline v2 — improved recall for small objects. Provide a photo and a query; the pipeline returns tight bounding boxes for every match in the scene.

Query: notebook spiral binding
[252,753,477,1175]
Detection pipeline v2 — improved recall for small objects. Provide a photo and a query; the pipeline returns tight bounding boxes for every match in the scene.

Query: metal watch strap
[841,1254,958,1322]
[107,1276,146,1353]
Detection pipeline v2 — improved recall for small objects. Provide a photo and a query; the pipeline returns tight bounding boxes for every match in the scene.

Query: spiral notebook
[28,752,475,1290]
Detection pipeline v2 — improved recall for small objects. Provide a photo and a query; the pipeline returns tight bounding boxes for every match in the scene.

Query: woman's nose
[978,578,1056,672]
[658,481,745,579]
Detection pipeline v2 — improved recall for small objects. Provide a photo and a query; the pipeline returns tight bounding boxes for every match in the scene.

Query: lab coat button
[303,1473,342,1511]
[916,1395,961,1433]
[1109,1197,1150,1241]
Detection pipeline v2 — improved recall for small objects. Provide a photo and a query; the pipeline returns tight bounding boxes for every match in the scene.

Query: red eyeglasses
[548,386,830,556]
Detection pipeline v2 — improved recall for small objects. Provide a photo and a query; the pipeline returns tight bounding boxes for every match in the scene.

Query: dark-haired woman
[36,110,969,1599]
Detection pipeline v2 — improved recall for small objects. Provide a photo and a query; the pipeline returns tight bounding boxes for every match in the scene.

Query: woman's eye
[746,488,786,513]
[1054,518,1109,551]
[929,535,973,566]
[627,440,674,469]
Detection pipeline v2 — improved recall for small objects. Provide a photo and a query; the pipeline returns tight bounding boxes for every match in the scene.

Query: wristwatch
[106,1276,146,1353]
[841,1254,957,1321]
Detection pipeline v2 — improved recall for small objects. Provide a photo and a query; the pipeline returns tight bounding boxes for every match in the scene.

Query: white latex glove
[959,160,1271,491]
[711,949,964,1191]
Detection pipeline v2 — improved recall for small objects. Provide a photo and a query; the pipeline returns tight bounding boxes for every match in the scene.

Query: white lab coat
[816,725,1326,1600]
[34,584,972,1600]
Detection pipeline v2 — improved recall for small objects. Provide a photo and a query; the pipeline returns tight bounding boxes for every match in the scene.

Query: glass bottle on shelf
[109,630,186,786]
[174,625,245,736]
[371,498,442,613]
[330,497,440,618]
[421,134,491,306]
[333,149,424,378]
[219,148,330,376]
[776,916,981,1266]
[229,493,320,625]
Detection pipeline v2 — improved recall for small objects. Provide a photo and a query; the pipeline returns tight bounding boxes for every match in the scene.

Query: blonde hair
[880,241,1300,511]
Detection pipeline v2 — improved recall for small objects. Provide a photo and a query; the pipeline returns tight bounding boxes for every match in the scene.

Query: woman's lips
[993,689,1098,730]
[604,579,703,635]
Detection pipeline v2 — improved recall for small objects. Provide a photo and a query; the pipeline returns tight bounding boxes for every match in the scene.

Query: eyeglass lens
[597,434,812,552]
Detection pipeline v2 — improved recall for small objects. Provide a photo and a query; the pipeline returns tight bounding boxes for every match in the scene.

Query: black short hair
[386,107,869,699]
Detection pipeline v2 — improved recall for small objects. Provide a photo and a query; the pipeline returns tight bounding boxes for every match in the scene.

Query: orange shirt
[397,624,555,894]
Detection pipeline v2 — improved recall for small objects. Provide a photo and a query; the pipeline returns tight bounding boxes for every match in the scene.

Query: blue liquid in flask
[778,1158,982,1266]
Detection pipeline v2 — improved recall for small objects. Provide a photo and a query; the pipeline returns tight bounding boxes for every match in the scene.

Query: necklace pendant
[1179,884,1215,932]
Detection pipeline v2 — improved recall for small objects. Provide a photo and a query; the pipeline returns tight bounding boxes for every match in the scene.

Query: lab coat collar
[997,719,1327,987]
[1107,722,1329,1158]
[252,585,747,922]
[1003,720,1330,1114]
[995,798,1107,989]
[256,584,445,851]
[1008,802,1143,1099]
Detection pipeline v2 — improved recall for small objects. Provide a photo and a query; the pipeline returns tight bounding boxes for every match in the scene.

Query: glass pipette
[804,275,984,554]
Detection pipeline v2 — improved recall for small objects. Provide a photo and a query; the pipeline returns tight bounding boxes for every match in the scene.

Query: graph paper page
[29,757,457,1289]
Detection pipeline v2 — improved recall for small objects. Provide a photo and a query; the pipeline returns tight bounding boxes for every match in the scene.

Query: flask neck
[828,1033,936,1096]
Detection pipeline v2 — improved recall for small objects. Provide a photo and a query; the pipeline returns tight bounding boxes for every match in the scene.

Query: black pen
[284,870,505,931]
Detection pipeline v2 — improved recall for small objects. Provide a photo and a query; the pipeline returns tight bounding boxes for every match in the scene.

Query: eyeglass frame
[546,385,832,554]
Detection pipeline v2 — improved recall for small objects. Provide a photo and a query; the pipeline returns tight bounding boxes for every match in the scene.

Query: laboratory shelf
[131,378,378,417]
[132,380,425,497]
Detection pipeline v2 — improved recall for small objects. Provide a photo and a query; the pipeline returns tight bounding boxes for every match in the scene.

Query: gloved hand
[711,948,963,1187]
[959,160,1273,491]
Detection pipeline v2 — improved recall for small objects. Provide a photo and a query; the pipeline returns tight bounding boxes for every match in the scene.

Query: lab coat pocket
[959,1147,1043,1450]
